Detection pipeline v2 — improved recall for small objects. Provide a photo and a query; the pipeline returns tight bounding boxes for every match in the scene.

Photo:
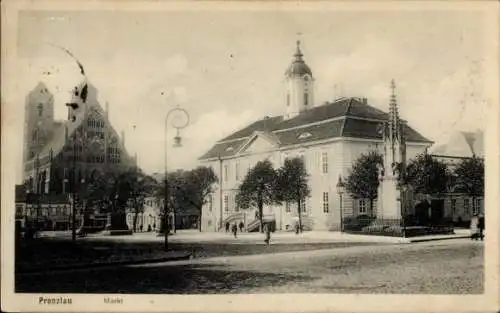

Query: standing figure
[232,223,238,238]
[264,224,271,246]
[478,213,485,241]
[470,214,479,240]
[239,221,244,233]
[225,221,230,233]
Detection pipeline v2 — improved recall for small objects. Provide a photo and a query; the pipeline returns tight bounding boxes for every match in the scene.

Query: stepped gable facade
[21,80,136,200]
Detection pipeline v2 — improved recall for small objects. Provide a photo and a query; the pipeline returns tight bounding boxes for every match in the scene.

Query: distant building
[430,130,484,225]
[17,79,136,227]
[198,41,433,232]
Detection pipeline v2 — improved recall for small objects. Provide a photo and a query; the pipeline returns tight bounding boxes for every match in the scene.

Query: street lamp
[336,175,345,232]
[163,104,190,251]
[398,180,408,238]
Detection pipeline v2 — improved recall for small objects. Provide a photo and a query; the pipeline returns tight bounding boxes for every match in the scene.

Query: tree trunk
[198,209,202,232]
[133,207,138,233]
[369,198,374,217]
[258,204,264,233]
[297,197,302,233]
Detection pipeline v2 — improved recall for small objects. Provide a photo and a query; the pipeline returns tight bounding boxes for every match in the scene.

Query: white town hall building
[198,41,433,232]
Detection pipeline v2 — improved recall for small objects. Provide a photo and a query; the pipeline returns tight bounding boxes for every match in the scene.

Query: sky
[9,8,490,180]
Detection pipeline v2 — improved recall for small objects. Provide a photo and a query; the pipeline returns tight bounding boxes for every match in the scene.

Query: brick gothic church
[17,79,136,227]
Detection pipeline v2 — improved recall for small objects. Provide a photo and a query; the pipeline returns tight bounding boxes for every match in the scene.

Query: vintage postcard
[1,0,499,312]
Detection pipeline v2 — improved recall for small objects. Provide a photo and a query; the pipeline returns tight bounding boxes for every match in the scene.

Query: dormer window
[225,147,234,152]
[298,132,312,139]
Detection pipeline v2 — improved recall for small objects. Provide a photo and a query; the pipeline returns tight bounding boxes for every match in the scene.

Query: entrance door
[431,199,445,224]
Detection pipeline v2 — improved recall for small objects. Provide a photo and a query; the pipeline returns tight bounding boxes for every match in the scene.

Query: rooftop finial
[294,40,303,59]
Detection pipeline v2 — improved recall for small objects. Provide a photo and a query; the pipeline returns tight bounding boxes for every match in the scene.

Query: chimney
[121,130,125,147]
[363,98,367,105]
[105,101,109,118]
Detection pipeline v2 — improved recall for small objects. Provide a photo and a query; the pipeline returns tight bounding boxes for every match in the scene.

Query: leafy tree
[156,167,217,232]
[236,160,280,233]
[275,157,310,233]
[84,168,157,230]
[454,156,484,206]
[405,154,448,195]
[345,151,383,215]
[156,170,189,233]
[184,166,218,231]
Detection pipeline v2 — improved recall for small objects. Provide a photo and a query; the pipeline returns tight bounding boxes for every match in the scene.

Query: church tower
[23,82,55,164]
[284,41,314,119]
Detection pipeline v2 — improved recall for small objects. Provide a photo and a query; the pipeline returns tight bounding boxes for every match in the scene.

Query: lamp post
[336,175,345,232]
[34,153,41,230]
[399,181,408,238]
[163,104,190,251]
[446,173,456,228]
[218,155,223,231]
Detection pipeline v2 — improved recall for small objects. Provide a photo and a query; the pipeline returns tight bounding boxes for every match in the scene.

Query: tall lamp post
[163,104,190,251]
[336,176,345,233]
[398,180,408,238]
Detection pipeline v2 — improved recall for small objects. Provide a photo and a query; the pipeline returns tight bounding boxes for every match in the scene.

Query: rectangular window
[321,152,328,174]
[208,194,213,212]
[323,192,329,213]
[300,198,307,213]
[359,199,367,214]
[451,199,457,214]
[473,198,481,215]
[224,195,229,212]
[235,162,240,181]
[285,202,291,213]
[464,198,470,214]
[304,92,308,106]
[224,164,229,182]
[234,199,239,212]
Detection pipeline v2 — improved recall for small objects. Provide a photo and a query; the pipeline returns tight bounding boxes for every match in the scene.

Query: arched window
[286,93,290,107]
[304,92,309,106]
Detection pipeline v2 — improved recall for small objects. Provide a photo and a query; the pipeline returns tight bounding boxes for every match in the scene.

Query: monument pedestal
[376,176,402,220]
[102,212,132,236]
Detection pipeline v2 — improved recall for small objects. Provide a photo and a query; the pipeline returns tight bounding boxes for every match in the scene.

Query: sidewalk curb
[407,235,471,243]
[16,252,192,275]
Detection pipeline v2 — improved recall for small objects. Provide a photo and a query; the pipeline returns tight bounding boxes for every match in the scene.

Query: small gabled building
[198,41,433,232]
[430,130,484,225]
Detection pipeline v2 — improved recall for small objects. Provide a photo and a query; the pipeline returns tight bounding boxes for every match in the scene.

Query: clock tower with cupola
[284,41,315,119]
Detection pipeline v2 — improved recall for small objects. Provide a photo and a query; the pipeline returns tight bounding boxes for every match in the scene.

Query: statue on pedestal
[377,163,385,181]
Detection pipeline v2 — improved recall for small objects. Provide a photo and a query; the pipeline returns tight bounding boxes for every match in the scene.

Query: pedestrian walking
[478,213,485,241]
[264,224,271,246]
[232,224,238,238]
[239,221,244,233]
[470,214,479,240]
[225,221,230,233]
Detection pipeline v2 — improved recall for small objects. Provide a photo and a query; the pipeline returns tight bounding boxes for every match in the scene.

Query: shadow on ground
[16,263,315,294]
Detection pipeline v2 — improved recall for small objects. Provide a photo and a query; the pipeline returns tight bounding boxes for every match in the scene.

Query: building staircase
[219,212,245,231]
[247,214,276,232]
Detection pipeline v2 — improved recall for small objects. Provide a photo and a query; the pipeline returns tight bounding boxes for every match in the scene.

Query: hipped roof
[199,97,432,160]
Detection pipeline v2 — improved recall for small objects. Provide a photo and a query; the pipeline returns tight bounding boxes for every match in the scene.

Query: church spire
[388,79,401,142]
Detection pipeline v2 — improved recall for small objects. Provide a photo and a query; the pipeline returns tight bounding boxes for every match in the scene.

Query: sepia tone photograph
[1,0,499,312]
